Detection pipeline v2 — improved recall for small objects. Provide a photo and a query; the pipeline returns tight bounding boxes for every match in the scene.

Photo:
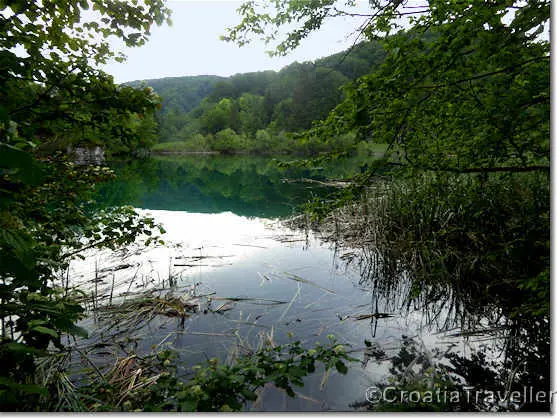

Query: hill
[127,75,225,115]
[133,41,387,155]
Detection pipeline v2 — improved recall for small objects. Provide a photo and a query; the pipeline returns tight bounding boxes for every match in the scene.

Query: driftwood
[281,177,351,188]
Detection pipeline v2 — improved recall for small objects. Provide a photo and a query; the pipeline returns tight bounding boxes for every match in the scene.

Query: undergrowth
[39,335,355,412]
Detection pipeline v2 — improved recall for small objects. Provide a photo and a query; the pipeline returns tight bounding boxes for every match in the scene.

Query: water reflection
[308,225,550,412]
[96,155,344,218]
[71,156,549,412]
[70,212,388,410]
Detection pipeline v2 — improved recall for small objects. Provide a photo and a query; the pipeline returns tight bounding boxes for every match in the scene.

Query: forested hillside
[132,41,386,154]
[128,75,224,116]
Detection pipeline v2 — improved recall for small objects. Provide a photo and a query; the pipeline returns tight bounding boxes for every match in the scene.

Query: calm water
[68,155,504,411]
[95,154,351,217]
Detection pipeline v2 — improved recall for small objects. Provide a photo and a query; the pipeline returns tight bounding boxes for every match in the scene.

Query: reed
[295,171,549,327]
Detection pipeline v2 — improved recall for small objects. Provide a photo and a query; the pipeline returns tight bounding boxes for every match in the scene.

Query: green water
[97,154,362,217]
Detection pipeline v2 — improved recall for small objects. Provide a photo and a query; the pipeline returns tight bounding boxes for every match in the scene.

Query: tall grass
[314,172,549,321]
[308,171,550,411]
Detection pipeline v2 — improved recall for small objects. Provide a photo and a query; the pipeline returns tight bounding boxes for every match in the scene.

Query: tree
[211,128,245,154]
[224,3,550,406]
[2,0,171,153]
[149,41,387,152]
[289,66,347,130]
[224,0,549,173]
[238,93,265,135]
[0,0,170,410]
[199,98,234,134]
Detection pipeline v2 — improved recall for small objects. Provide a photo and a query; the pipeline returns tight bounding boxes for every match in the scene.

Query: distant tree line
[132,42,387,155]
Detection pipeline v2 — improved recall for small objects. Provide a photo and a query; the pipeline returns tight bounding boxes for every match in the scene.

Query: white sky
[102,0,369,83]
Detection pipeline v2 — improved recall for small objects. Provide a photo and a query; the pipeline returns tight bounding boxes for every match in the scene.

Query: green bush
[59,336,355,412]
[152,134,212,152]
[210,129,246,154]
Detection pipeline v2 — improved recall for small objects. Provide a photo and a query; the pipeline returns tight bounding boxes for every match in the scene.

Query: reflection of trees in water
[95,155,358,218]
[337,243,549,412]
[295,173,550,411]
[349,246,503,332]
[353,327,549,411]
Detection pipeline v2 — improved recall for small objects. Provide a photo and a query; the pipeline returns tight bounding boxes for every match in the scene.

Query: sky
[102,1,369,83]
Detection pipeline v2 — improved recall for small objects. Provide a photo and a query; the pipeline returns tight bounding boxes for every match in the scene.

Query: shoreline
[151,150,221,155]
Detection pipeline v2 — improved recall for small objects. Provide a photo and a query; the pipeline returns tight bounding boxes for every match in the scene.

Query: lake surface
[68,155,505,411]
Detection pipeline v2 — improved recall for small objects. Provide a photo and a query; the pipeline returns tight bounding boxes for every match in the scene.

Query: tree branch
[414,56,549,90]
[388,162,549,174]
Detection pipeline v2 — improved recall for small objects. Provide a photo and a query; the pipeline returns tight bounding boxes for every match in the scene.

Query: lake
[67,155,512,411]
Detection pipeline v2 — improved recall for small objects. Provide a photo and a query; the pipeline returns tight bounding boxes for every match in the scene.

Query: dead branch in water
[281,177,351,188]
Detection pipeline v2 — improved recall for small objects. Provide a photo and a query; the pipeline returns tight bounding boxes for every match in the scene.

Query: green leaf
[31,326,59,339]
[240,388,258,401]
[335,360,348,374]
[28,319,48,328]
[0,105,9,123]
[289,366,306,378]
[0,377,47,395]
[2,342,45,355]
[285,386,295,397]
[179,400,198,411]
[0,144,44,185]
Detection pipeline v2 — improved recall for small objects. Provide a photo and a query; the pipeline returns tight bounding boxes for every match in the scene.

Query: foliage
[318,25,549,173]
[224,2,549,413]
[151,136,212,153]
[225,0,549,170]
[223,0,343,56]
[0,0,171,411]
[151,128,367,156]
[69,336,355,412]
[211,128,247,154]
[0,153,166,410]
[127,75,224,116]
[1,0,171,156]
[145,41,386,154]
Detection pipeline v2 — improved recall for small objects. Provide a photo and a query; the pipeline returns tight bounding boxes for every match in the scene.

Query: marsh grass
[294,172,549,323]
[98,293,200,329]
[286,171,550,411]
